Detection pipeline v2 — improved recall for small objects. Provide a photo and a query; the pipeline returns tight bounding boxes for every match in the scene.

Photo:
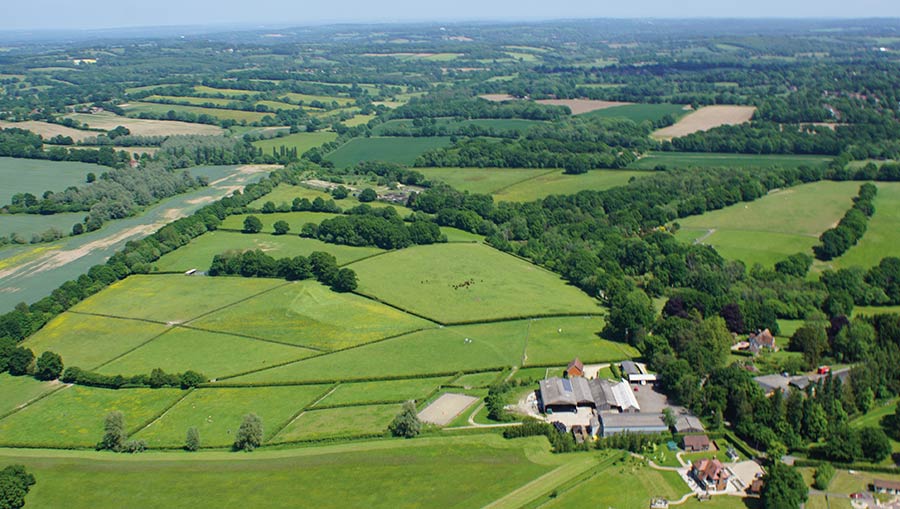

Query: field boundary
[488,168,560,196]
[89,326,177,371]
[0,383,70,423]
[177,324,327,352]
[128,388,195,439]
[265,384,339,442]
[208,366,510,388]
[182,279,293,325]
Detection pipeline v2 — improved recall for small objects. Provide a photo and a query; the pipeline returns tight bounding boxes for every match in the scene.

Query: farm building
[621,360,657,383]
[683,435,711,452]
[748,329,776,354]
[566,358,585,378]
[873,479,900,495]
[538,377,640,413]
[754,368,851,396]
[598,412,668,438]
[692,459,731,492]
[674,415,705,434]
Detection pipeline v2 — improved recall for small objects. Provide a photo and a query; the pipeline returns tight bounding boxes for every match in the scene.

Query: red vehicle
[817,366,831,375]
[850,493,863,500]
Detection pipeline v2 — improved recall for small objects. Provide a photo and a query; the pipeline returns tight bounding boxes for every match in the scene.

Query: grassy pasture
[0,374,59,418]
[0,157,101,206]
[230,320,533,384]
[0,212,86,239]
[0,120,97,143]
[0,386,183,447]
[629,151,831,170]
[98,327,316,379]
[22,312,169,370]
[325,136,453,167]
[152,231,383,272]
[64,111,224,136]
[144,95,237,107]
[193,85,261,97]
[675,181,861,267]
[493,170,648,201]
[583,103,688,123]
[315,377,448,407]
[134,385,330,447]
[278,92,355,105]
[122,102,271,123]
[220,211,340,233]
[191,280,433,350]
[70,274,285,323]
[349,243,601,323]
[829,182,900,269]
[0,435,559,508]
[452,371,504,388]
[272,404,400,442]
[251,131,338,156]
[523,316,639,366]
[372,118,543,135]
[417,167,548,194]
[343,114,376,127]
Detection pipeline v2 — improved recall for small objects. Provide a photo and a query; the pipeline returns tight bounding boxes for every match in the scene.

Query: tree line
[209,249,358,293]
[814,183,876,260]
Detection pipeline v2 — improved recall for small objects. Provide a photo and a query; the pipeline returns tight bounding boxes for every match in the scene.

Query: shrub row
[61,366,206,390]
[814,183,877,260]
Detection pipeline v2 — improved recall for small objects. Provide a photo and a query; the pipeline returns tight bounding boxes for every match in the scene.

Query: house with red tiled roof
[566,358,584,378]
[692,458,730,492]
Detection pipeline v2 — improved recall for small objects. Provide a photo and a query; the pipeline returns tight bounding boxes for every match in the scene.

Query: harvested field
[418,393,479,426]
[65,111,225,136]
[0,120,96,142]
[479,94,519,102]
[653,105,756,139]
[534,99,631,114]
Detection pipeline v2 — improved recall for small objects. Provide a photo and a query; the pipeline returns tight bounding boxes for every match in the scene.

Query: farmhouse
[683,434,711,452]
[566,358,585,378]
[598,413,668,438]
[873,479,900,495]
[692,459,731,492]
[748,329,776,354]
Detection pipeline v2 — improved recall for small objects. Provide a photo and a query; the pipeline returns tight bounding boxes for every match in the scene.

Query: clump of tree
[388,402,422,438]
[61,365,205,390]
[34,351,63,381]
[813,462,835,490]
[760,462,808,509]
[209,249,357,292]
[98,411,127,452]
[311,206,445,249]
[233,414,263,451]
[185,427,201,452]
[814,183,876,261]
[502,418,582,453]
[0,464,36,509]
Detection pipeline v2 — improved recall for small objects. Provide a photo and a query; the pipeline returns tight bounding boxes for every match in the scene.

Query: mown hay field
[65,111,225,136]
[652,105,756,139]
[325,136,453,167]
[348,243,601,323]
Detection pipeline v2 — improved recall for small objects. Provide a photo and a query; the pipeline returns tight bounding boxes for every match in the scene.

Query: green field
[0,435,561,508]
[314,377,448,407]
[325,136,453,167]
[0,374,59,418]
[152,231,383,272]
[252,132,338,156]
[278,92,355,106]
[372,118,543,136]
[0,385,183,447]
[523,316,639,365]
[416,167,548,194]
[193,85,261,97]
[451,371,504,388]
[629,151,832,170]
[0,157,101,207]
[123,102,271,123]
[583,103,688,123]
[493,169,648,201]
[271,404,400,442]
[220,211,340,232]
[190,280,433,350]
[0,211,86,240]
[97,327,316,379]
[22,312,169,369]
[134,385,330,447]
[675,181,861,267]
[69,275,285,323]
[348,243,601,323]
[230,321,533,384]
[247,183,414,216]
[829,182,900,269]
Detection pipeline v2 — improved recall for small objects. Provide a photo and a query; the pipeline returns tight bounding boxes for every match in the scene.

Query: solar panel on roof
[562,378,573,392]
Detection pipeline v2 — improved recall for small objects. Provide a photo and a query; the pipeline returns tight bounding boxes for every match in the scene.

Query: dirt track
[653,105,756,139]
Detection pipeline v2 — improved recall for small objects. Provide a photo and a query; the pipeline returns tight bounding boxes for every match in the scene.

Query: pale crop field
[652,105,756,139]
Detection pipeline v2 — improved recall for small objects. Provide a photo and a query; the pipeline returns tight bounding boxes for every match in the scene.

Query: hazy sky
[4,0,900,31]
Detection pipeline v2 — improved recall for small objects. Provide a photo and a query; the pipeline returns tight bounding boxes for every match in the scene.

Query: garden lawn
[0,435,559,509]
[22,313,169,370]
[349,243,601,323]
[229,321,531,384]
[191,281,433,350]
[252,132,338,156]
[0,386,183,447]
[0,374,59,418]
[134,385,331,448]
[492,170,648,202]
[325,136,453,167]
[831,182,900,269]
[676,181,861,267]
[629,151,831,170]
[152,231,383,272]
[315,378,448,407]
[69,275,285,323]
[271,404,400,442]
[220,211,340,233]
[97,327,316,379]
[523,316,639,366]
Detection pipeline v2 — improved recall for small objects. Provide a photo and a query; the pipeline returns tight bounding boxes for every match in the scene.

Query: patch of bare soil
[653,105,756,139]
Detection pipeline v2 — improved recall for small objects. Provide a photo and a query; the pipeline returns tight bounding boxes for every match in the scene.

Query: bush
[98,411,126,451]
[122,439,147,454]
[0,465,36,509]
[242,215,263,233]
[185,427,201,452]
[388,401,421,438]
[179,370,206,389]
[272,220,290,235]
[234,414,263,451]
[358,188,377,202]
[34,351,63,381]
[6,347,33,376]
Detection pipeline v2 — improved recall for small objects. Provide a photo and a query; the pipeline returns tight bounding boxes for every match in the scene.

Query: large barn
[598,412,668,438]
[538,377,640,414]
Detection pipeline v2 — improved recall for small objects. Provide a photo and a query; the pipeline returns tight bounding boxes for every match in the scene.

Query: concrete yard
[418,393,479,426]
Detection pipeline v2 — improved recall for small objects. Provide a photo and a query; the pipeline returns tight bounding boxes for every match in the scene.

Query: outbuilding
[873,479,900,495]
[683,435,711,452]
[599,412,668,438]
[566,358,585,378]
